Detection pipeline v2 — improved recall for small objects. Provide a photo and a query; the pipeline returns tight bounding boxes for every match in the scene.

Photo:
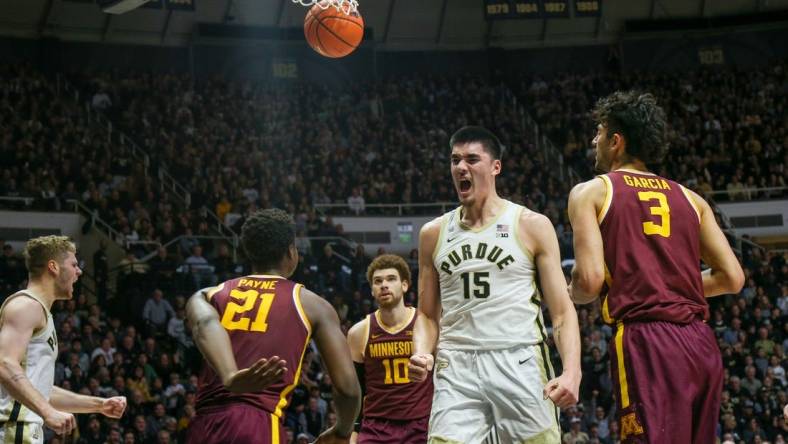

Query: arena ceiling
[1,0,787,50]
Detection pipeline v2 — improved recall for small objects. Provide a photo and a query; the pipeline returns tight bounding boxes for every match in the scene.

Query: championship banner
[484,0,540,19]
[541,0,569,18]
[574,0,601,17]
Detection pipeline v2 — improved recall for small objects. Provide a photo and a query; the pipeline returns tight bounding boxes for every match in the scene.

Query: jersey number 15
[461,271,490,299]
[221,289,276,332]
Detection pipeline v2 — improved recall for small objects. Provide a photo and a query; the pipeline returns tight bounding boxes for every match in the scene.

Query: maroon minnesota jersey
[362,309,433,420]
[598,170,708,324]
[196,275,311,417]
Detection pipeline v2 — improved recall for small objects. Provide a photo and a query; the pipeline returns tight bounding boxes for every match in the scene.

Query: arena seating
[0,61,785,443]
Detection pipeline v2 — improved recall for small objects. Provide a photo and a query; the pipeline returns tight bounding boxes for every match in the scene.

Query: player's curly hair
[366,254,411,286]
[592,91,668,167]
[24,235,76,278]
[241,209,295,271]
[449,126,505,160]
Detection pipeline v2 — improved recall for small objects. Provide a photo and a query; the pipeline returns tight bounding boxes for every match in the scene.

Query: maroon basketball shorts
[610,319,723,444]
[358,416,429,444]
[186,403,283,444]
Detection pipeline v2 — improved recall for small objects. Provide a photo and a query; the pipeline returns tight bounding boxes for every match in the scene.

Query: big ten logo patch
[496,224,509,238]
[620,412,644,439]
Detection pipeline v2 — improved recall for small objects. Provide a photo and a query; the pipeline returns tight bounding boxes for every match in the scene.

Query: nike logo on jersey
[370,333,383,339]
[446,237,457,243]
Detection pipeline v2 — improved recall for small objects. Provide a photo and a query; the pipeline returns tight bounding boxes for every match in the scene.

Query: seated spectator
[163,373,186,412]
[149,247,178,294]
[183,245,216,290]
[347,187,365,215]
[563,417,589,444]
[142,289,175,336]
[91,337,116,367]
[167,308,191,349]
[212,243,237,283]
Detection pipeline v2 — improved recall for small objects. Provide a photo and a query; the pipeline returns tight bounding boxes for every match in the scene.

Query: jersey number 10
[220,289,276,332]
[382,358,410,384]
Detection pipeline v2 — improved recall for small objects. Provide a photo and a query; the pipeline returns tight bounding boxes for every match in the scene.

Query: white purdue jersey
[0,290,58,426]
[433,200,546,350]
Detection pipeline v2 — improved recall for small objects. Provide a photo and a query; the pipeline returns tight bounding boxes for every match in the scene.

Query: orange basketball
[304,2,364,58]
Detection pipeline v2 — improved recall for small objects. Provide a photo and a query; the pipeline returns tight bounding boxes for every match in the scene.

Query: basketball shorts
[0,421,44,444]
[609,319,722,444]
[358,416,429,444]
[186,403,283,444]
[428,344,560,444]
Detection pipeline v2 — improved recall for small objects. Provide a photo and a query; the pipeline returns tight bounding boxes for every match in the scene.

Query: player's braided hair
[240,209,295,271]
[592,91,669,167]
[366,254,411,286]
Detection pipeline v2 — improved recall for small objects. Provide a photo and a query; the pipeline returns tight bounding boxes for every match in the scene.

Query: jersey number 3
[221,289,275,332]
[638,191,671,238]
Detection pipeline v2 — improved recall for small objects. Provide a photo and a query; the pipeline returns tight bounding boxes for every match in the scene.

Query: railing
[705,186,787,201]
[302,236,359,263]
[59,75,151,175]
[0,196,35,207]
[504,84,582,185]
[67,199,126,246]
[313,202,457,216]
[56,74,239,247]
[137,235,239,262]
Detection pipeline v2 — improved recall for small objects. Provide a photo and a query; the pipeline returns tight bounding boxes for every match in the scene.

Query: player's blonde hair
[366,254,411,286]
[23,235,76,278]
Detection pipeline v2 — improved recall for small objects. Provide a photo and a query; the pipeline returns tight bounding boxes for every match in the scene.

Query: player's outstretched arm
[186,287,287,392]
[346,318,368,440]
[409,218,442,383]
[687,190,745,297]
[302,288,361,442]
[50,386,126,418]
[522,212,581,410]
[0,296,75,436]
[567,179,607,304]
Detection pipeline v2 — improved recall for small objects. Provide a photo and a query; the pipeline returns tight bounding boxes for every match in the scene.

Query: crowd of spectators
[1,233,785,443]
[519,62,787,202]
[68,69,567,219]
[0,60,787,443]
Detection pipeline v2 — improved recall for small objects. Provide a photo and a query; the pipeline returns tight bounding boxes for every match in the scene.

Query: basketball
[304,2,364,58]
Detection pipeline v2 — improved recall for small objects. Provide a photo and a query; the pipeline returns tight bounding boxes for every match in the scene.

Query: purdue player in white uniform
[409,127,582,443]
[0,236,126,443]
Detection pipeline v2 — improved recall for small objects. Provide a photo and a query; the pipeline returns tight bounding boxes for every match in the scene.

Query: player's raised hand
[44,408,76,436]
[408,353,434,383]
[543,372,580,410]
[224,356,287,393]
[313,426,351,444]
[101,396,127,418]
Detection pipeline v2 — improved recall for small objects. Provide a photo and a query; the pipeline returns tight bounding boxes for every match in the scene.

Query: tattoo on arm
[10,373,27,383]
[554,323,563,343]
